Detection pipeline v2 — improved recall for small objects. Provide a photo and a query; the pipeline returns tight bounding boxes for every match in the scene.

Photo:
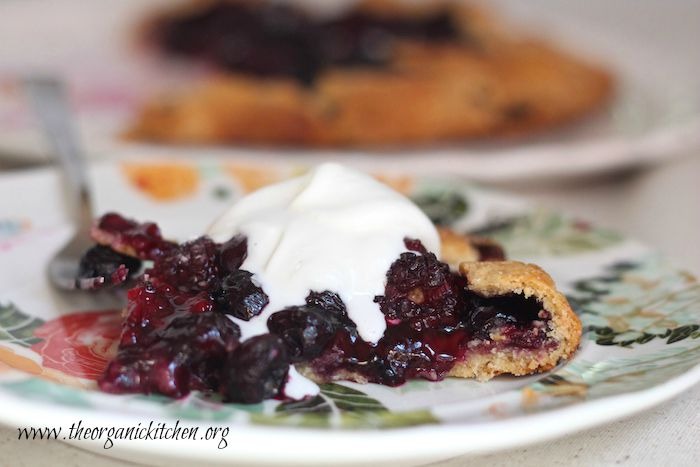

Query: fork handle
[24,77,94,230]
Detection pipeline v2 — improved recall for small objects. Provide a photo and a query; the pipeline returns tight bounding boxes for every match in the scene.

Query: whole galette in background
[126,0,613,147]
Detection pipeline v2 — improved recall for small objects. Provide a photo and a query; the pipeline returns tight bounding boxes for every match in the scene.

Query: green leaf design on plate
[472,209,622,256]
[154,392,264,422]
[532,344,700,400]
[277,383,387,414]
[255,383,436,428]
[125,383,436,428]
[319,383,387,411]
[667,325,700,343]
[0,302,44,347]
[411,190,469,226]
[0,378,91,408]
[568,258,700,347]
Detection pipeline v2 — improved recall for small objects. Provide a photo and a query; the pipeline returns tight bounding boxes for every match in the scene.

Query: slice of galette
[82,163,580,403]
[295,241,580,386]
[451,261,581,380]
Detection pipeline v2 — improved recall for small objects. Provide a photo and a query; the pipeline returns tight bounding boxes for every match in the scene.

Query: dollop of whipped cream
[207,162,440,344]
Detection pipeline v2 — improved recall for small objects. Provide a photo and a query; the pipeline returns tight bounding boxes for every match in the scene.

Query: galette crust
[438,227,505,267]
[438,227,480,266]
[125,0,613,147]
[299,248,582,384]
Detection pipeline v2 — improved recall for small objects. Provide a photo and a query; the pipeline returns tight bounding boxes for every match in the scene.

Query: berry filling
[90,214,554,403]
[219,334,289,404]
[76,244,142,289]
[470,237,506,261]
[91,212,176,260]
[301,239,553,386]
[148,236,221,293]
[150,1,463,84]
[99,311,240,398]
[268,291,353,364]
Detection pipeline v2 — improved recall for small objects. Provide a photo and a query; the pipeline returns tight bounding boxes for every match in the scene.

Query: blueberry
[267,305,339,362]
[214,270,269,320]
[218,234,247,273]
[305,290,346,314]
[220,334,289,403]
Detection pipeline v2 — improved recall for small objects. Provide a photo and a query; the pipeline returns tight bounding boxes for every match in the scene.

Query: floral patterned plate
[0,159,699,466]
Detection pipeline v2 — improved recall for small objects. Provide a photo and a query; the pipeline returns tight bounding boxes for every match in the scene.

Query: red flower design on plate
[30,310,122,380]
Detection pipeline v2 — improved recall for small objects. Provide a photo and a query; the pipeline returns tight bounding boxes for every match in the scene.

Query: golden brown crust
[438,227,481,267]
[450,261,582,380]
[125,0,614,147]
[439,227,506,268]
[91,227,139,258]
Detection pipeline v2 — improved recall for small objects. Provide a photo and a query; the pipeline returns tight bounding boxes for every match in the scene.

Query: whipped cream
[207,163,440,396]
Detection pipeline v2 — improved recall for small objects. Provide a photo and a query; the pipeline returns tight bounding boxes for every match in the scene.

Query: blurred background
[0,0,697,173]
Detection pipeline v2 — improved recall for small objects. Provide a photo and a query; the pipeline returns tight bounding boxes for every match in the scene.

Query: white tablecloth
[1,154,699,465]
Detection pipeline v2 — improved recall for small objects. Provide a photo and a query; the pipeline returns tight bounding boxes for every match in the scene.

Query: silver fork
[25,77,97,290]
